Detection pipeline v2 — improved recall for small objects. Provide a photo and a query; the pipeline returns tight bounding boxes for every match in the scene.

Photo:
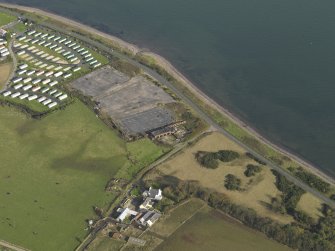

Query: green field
[155,207,292,251]
[0,12,15,27]
[0,100,166,251]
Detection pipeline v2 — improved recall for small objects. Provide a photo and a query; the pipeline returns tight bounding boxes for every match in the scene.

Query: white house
[143,187,163,201]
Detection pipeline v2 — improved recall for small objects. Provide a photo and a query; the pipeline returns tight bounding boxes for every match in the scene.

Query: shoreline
[1,2,334,186]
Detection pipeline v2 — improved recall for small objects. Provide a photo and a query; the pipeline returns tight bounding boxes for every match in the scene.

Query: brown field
[155,132,294,223]
[155,206,292,251]
[150,199,205,237]
[0,63,12,89]
[297,193,323,219]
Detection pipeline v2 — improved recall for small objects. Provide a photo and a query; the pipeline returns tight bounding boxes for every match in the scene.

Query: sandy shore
[1,2,334,185]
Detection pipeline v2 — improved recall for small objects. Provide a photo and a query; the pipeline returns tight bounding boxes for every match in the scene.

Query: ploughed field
[0,100,166,251]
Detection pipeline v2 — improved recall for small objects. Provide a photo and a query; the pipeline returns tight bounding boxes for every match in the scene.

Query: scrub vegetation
[0,12,15,26]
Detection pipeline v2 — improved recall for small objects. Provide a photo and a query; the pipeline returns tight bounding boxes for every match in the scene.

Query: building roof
[143,187,163,200]
[149,126,175,137]
[147,213,161,226]
[116,208,138,222]
[139,211,161,227]
[139,198,154,209]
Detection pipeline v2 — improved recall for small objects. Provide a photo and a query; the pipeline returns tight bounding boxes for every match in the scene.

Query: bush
[130,187,141,197]
[244,164,262,177]
[272,170,305,214]
[224,174,241,191]
[216,150,240,162]
[196,150,239,169]
[294,169,331,194]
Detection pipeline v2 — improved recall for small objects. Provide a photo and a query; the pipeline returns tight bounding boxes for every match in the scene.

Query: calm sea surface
[4,0,335,177]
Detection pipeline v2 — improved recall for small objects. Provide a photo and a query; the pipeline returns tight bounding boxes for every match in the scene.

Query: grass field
[0,63,12,89]
[152,132,329,223]
[87,233,124,251]
[297,193,323,219]
[155,206,292,251]
[0,12,16,27]
[0,100,165,251]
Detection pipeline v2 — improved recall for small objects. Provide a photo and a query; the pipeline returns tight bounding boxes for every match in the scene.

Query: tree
[224,174,241,191]
[244,164,262,177]
[216,150,240,162]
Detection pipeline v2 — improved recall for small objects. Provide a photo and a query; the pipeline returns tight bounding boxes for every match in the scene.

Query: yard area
[155,206,292,251]
[0,12,15,27]
[0,100,166,251]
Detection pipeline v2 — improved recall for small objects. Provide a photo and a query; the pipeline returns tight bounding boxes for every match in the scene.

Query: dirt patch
[71,66,176,136]
[0,62,12,89]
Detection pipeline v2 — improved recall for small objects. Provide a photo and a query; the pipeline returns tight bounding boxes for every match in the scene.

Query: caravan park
[0,4,335,251]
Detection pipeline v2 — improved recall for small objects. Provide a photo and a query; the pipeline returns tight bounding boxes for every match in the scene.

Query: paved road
[0,240,30,251]
[0,20,18,30]
[39,20,335,209]
[1,38,17,92]
[1,6,334,208]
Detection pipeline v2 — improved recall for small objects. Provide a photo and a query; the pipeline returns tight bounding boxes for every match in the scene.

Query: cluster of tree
[245,152,266,165]
[244,164,262,177]
[196,150,240,169]
[145,175,335,251]
[224,174,241,190]
[272,170,305,214]
[294,169,331,194]
[313,205,335,244]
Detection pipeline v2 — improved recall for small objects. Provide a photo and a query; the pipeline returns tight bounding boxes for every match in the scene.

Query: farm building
[138,211,161,227]
[116,208,138,222]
